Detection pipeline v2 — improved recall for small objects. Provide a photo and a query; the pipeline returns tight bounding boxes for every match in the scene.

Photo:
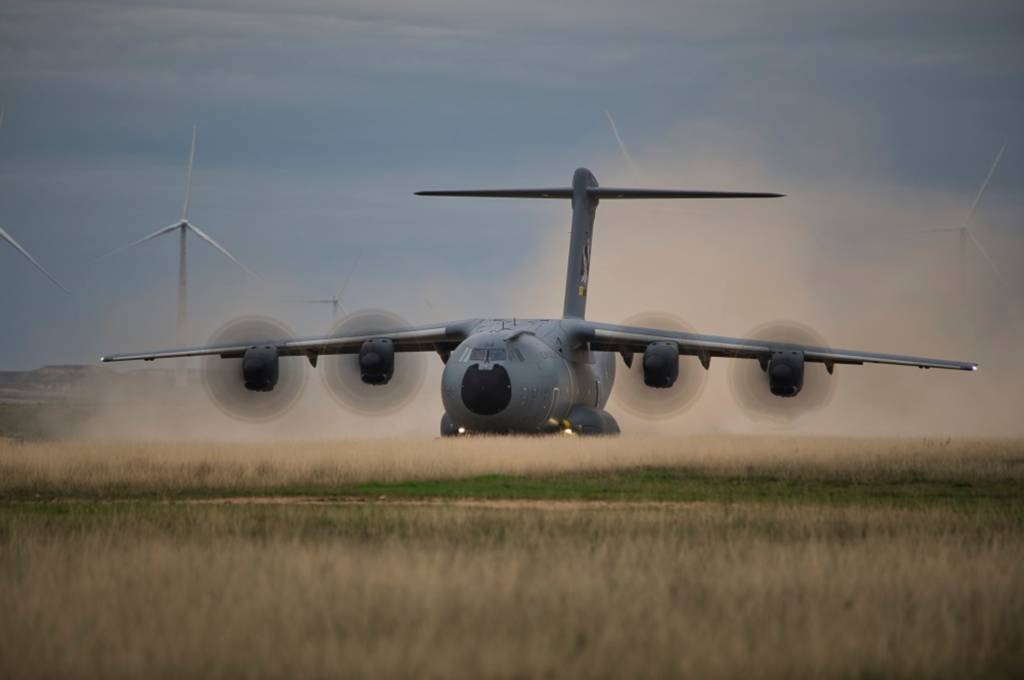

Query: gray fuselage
[440,318,616,433]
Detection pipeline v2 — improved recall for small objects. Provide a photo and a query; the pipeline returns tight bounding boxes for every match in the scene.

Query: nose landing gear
[440,412,460,437]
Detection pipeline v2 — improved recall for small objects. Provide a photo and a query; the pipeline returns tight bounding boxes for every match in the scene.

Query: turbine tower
[0,106,70,293]
[923,140,1007,292]
[101,125,255,347]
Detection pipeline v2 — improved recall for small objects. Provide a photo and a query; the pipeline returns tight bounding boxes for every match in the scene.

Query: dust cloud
[507,127,1022,437]
[62,126,1022,440]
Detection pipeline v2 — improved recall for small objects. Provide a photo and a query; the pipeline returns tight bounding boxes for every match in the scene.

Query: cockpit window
[465,347,518,362]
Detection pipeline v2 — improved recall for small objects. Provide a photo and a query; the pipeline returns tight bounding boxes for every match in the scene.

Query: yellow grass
[0,503,1022,679]
[0,436,1021,678]
[1,435,1022,494]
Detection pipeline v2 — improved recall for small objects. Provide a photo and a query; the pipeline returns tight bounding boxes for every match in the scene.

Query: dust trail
[65,124,1022,440]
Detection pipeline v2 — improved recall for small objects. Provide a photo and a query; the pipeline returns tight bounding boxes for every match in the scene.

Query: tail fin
[416,168,783,319]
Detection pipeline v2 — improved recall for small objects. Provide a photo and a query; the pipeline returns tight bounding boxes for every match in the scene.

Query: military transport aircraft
[101,168,977,435]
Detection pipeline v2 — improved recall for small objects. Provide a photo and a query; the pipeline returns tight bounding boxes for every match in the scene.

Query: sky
[0,0,1022,434]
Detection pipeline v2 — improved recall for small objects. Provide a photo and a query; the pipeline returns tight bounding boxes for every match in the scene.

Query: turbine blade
[962,139,1007,229]
[965,228,1004,285]
[605,110,638,174]
[0,226,70,293]
[182,124,197,221]
[185,222,257,278]
[97,222,183,259]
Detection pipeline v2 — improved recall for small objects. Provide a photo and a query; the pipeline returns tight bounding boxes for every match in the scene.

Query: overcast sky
[1,0,1022,380]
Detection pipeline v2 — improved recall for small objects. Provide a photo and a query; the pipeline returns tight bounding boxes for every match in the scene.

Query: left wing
[101,319,479,363]
[569,320,976,372]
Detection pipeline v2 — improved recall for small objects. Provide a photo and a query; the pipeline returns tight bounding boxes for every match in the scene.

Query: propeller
[729,321,837,424]
[320,309,426,416]
[201,316,306,422]
[612,312,707,419]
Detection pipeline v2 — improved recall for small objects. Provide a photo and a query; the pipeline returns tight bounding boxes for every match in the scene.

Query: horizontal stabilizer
[416,187,782,199]
[590,188,783,199]
[415,188,572,198]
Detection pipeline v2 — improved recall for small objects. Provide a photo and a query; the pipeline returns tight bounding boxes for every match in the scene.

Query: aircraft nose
[461,363,512,416]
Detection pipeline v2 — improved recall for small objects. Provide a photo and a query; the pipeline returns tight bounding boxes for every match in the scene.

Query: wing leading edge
[573,320,976,372]
[100,320,478,363]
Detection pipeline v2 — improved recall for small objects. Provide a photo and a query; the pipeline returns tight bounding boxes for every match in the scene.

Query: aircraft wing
[573,320,977,372]
[100,319,479,363]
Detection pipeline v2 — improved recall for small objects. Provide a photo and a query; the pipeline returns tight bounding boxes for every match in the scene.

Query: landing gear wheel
[440,412,459,437]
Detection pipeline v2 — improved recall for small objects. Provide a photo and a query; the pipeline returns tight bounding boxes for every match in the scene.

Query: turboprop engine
[358,338,395,385]
[642,342,679,388]
[242,346,280,392]
[767,351,804,397]
[202,316,307,422]
[320,309,426,416]
[729,321,836,423]
[612,313,706,420]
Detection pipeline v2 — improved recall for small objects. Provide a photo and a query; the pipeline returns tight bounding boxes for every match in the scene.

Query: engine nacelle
[643,342,679,388]
[767,351,804,397]
[359,338,395,385]
[242,346,280,392]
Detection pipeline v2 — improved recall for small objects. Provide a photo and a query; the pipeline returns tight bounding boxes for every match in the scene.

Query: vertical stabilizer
[414,167,782,321]
[563,168,599,318]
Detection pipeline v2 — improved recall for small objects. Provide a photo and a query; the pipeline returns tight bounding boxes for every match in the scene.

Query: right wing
[573,320,976,372]
[101,319,479,363]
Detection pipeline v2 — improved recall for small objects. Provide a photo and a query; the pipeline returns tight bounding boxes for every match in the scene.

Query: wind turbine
[923,140,1007,292]
[289,254,361,323]
[0,106,70,293]
[603,110,711,226]
[101,125,255,347]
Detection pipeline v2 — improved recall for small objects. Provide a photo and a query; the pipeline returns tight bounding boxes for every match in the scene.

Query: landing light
[457,427,466,435]
[563,428,575,435]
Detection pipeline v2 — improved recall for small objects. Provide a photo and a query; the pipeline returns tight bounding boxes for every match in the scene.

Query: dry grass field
[1,436,1022,678]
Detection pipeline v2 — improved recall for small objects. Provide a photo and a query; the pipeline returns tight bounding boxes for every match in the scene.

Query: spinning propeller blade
[612,312,706,419]
[201,316,307,421]
[729,321,837,424]
[320,309,426,416]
